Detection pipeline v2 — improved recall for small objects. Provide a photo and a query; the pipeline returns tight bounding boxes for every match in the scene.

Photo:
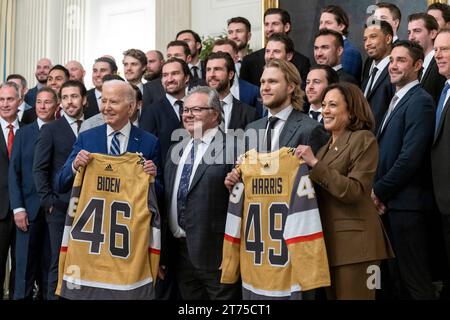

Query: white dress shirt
[170,127,218,238]
[166,93,184,121]
[265,106,293,152]
[189,61,203,79]
[364,55,390,96]
[17,102,27,122]
[230,74,240,100]
[0,117,19,147]
[63,113,84,138]
[95,89,102,108]
[308,106,323,123]
[422,50,435,80]
[221,92,234,132]
[106,121,131,154]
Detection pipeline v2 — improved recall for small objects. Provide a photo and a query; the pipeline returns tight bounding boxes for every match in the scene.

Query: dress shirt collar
[222,92,233,106]
[395,80,420,102]
[423,50,435,75]
[166,93,184,107]
[0,117,19,130]
[95,89,102,100]
[268,105,293,121]
[332,64,343,72]
[107,121,132,138]
[191,127,218,146]
[372,55,390,71]
[37,118,46,130]
[63,112,84,125]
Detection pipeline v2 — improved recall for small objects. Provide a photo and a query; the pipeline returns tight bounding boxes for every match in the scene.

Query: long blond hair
[264,59,305,110]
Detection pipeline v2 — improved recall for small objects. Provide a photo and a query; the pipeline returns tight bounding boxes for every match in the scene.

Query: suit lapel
[367,67,389,99]
[421,58,435,83]
[228,98,241,130]
[378,85,419,138]
[319,131,351,166]
[188,129,225,193]
[163,97,181,124]
[434,99,450,144]
[279,110,301,147]
[0,126,7,159]
[127,125,141,153]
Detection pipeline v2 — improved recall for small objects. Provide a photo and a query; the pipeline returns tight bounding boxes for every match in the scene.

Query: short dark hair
[59,80,87,99]
[314,29,344,48]
[94,57,118,74]
[267,33,295,55]
[428,2,450,23]
[264,8,291,26]
[205,51,236,86]
[176,29,202,53]
[392,40,424,64]
[227,17,252,32]
[322,83,375,131]
[102,74,125,83]
[36,86,58,103]
[309,65,339,85]
[213,38,238,53]
[6,74,27,89]
[377,2,402,24]
[162,57,191,77]
[167,40,191,58]
[408,13,439,32]
[365,20,394,38]
[49,65,70,79]
[321,5,350,36]
[123,48,148,67]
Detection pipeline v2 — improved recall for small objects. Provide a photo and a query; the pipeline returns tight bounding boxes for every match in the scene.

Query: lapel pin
[334,147,338,151]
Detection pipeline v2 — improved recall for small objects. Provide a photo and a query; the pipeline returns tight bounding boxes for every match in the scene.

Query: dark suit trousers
[174,238,241,300]
[14,210,50,300]
[384,210,435,300]
[46,210,65,300]
[442,214,450,274]
[0,214,15,300]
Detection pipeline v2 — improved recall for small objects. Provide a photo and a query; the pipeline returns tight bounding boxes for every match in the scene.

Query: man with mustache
[24,58,53,109]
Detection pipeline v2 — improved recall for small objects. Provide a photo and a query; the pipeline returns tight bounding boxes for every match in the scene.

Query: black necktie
[365,66,379,97]
[76,120,82,134]
[265,116,279,152]
[191,66,200,80]
[175,100,184,126]
[310,111,321,121]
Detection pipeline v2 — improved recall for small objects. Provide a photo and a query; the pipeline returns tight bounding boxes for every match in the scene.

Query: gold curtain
[0,0,16,82]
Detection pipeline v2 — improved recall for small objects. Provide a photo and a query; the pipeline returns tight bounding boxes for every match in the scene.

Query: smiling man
[24,58,53,108]
[123,49,147,94]
[372,40,436,300]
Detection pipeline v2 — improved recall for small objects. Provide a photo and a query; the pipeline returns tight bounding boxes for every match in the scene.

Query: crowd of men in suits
[1,2,450,300]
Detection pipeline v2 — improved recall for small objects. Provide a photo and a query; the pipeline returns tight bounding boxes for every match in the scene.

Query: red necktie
[7,124,14,159]
[55,106,62,119]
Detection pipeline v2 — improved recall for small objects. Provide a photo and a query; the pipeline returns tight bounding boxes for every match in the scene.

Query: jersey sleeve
[147,176,161,286]
[283,162,331,291]
[221,180,245,284]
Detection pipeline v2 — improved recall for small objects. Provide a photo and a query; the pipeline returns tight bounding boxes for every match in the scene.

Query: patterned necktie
[265,116,279,152]
[110,131,121,155]
[176,140,199,230]
[380,95,399,133]
[435,82,450,136]
[7,124,14,159]
[175,100,184,125]
[219,100,226,131]
[310,110,321,121]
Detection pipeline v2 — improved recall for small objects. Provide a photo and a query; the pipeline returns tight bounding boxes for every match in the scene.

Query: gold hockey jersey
[56,153,160,300]
[221,148,330,299]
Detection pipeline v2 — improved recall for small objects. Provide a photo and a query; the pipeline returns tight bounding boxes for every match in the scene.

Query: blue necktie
[176,140,198,230]
[110,131,121,155]
[435,82,450,135]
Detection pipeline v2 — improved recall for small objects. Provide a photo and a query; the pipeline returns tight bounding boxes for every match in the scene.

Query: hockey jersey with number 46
[56,153,161,300]
[221,147,330,299]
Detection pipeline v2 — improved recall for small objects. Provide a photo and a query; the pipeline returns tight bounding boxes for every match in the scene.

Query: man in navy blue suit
[212,39,263,116]
[9,87,57,299]
[55,80,161,195]
[372,41,436,300]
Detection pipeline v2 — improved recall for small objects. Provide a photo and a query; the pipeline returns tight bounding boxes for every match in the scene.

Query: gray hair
[0,82,21,99]
[186,86,222,123]
[103,80,135,104]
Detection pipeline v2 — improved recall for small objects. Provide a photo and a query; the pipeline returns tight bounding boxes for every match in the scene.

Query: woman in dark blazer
[296,82,394,300]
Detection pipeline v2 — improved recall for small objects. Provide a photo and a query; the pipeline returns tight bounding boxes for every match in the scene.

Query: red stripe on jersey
[224,234,240,244]
[60,246,68,253]
[285,232,323,245]
[149,248,160,255]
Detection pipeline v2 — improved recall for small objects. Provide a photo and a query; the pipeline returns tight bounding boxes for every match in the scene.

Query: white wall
[84,0,156,87]
[191,0,262,51]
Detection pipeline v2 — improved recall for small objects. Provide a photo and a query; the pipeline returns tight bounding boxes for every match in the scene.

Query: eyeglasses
[182,107,214,115]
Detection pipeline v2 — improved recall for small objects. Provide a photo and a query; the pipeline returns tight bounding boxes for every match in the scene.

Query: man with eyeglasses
[163,86,241,300]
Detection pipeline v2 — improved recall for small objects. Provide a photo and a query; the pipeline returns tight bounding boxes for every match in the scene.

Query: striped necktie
[110,131,121,155]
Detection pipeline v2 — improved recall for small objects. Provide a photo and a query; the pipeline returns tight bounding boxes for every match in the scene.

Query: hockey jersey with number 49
[221,147,330,299]
[56,153,161,300]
